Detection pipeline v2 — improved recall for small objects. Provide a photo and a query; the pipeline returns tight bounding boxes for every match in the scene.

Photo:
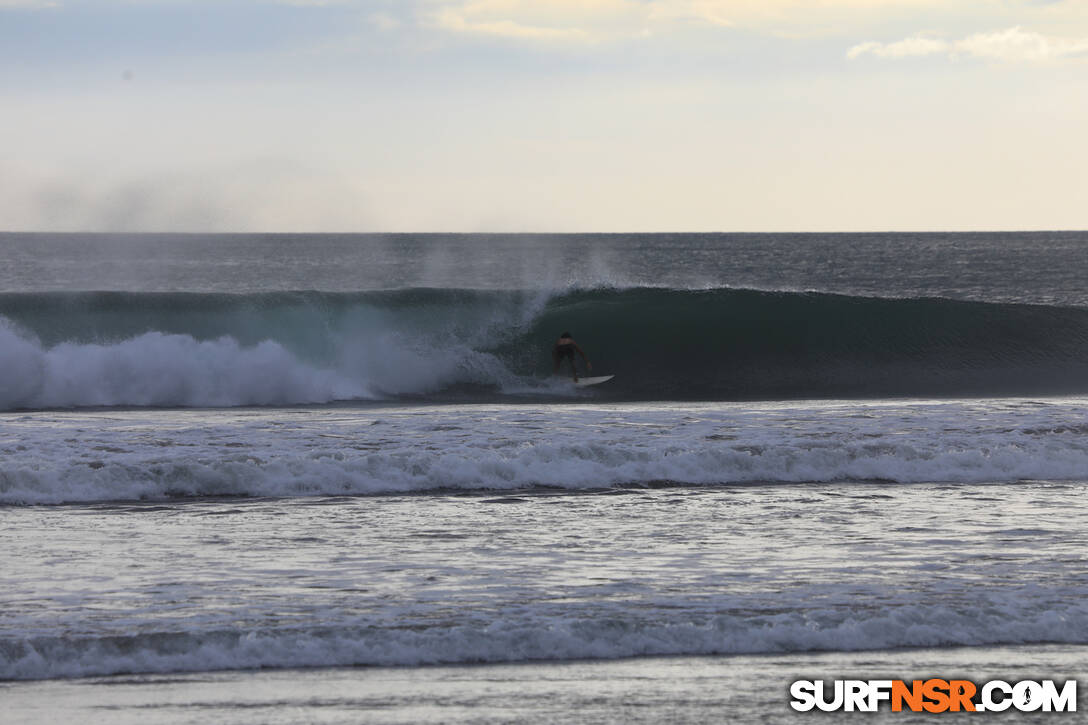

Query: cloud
[647,0,946,28]
[431,8,589,41]
[846,35,947,59]
[427,0,956,43]
[427,0,634,43]
[646,1,737,28]
[849,26,1088,63]
[957,26,1088,62]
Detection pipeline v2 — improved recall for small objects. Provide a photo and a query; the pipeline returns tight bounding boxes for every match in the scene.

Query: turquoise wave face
[517,288,1088,399]
[3,287,1088,409]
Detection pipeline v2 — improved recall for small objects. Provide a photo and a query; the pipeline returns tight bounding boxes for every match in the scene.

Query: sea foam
[5,596,1088,681]
[5,400,1088,505]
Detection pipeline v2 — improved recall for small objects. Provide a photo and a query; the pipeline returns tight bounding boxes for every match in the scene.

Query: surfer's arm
[574,343,592,370]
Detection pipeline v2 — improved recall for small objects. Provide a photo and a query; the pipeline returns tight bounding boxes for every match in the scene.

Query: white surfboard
[573,375,614,387]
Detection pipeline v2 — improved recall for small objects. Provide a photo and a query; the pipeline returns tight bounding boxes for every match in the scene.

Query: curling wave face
[3,287,1088,410]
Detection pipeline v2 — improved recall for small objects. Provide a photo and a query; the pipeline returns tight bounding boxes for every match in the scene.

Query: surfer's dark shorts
[554,345,574,361]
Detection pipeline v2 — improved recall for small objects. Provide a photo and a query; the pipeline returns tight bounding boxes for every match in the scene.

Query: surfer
[552,332,591,383]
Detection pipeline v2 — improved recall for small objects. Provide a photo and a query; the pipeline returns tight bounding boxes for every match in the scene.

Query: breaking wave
[3,287,1088,409]
[5,596,1088,681]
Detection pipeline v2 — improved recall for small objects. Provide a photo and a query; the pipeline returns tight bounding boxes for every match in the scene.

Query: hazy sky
[3,0,1087,232]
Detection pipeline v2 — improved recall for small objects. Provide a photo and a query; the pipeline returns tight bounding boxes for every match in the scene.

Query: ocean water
[2,232,1088,722]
